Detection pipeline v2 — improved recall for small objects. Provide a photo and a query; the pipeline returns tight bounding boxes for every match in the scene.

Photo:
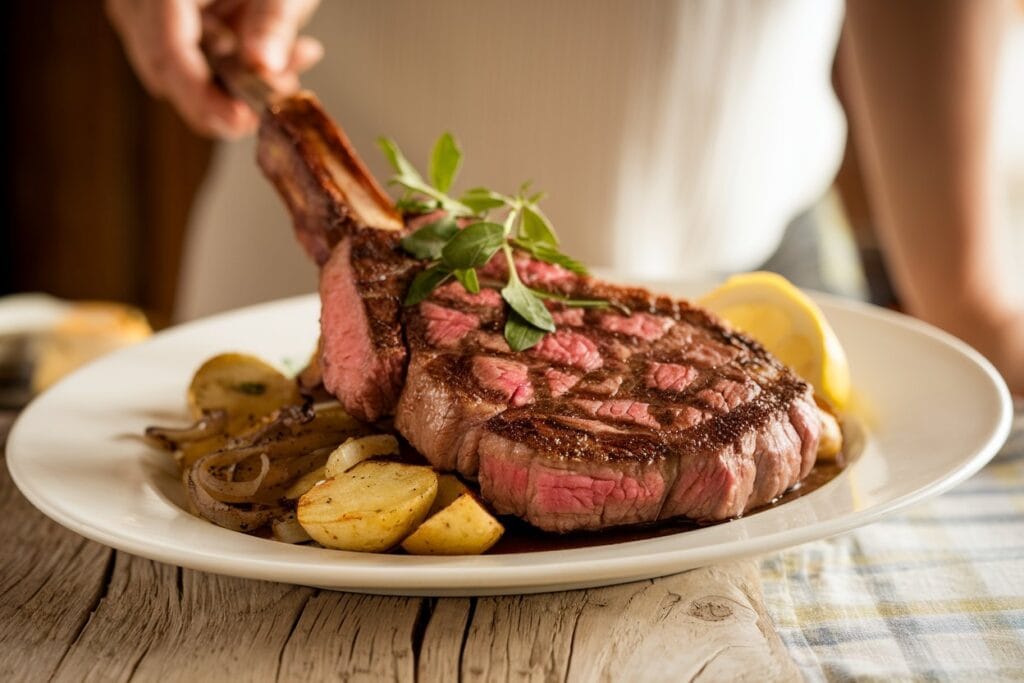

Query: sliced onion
[254,447,333,500]
[324,434,399,478]
[145,409,227,450]
[185,466,283,532]
[196,451,271,504]
[239,403,315,444]
[272,513,312,544]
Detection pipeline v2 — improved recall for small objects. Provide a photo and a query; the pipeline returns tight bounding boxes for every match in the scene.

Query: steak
[396,266,819,531]
[256,92,821,532]
[259,93,415,421]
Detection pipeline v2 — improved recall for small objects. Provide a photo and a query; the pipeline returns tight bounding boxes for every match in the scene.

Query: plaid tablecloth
[761,404,1024,682]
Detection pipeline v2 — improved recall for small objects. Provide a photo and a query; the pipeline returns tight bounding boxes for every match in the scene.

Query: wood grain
[0,412,113,682]
[563,565,798,683]
[0,412,797,682]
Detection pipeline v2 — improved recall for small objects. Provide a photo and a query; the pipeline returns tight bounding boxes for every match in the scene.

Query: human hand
[106,0,323,138]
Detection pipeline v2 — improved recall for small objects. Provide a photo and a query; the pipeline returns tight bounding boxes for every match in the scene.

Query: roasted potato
[401,493,504,556]
[427,473,470,517]
[188,353,302,430]
[324,434,400,478]
[297,461,438,552]
[817,408,843,460]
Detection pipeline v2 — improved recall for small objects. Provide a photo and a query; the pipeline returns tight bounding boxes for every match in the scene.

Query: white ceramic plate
[6,290,1012,596]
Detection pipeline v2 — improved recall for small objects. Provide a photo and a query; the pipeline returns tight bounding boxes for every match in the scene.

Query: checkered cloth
[761,404,1024,682]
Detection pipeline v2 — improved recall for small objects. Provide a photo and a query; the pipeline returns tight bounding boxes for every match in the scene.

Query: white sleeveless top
[177,0,845,320]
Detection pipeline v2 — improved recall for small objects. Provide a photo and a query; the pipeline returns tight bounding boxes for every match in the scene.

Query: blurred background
[1,2,1023,394]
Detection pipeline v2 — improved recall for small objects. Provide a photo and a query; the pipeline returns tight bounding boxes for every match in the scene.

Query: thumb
[239,0,319,73]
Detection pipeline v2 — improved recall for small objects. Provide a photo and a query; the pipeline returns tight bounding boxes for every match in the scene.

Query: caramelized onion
[185,465,283,532]
[272,513,312,544]
[145,409,227,450]
[196,451,271,504]
[238,403,314,444]
[171,399,365,534]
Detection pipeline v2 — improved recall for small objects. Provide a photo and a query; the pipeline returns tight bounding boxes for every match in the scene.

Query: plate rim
[6,292,1013,595]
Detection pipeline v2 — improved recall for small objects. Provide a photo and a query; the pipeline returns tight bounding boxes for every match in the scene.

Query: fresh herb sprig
[377,133,603,351]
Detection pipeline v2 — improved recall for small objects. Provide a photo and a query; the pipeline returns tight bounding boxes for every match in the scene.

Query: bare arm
[842,0,1023,393]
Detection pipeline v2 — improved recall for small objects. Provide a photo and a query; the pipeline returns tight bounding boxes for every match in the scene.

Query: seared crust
[257,91,403,265]
[255,92,820,531]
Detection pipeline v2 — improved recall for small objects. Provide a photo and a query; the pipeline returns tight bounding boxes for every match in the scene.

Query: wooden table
[0,411,799,682]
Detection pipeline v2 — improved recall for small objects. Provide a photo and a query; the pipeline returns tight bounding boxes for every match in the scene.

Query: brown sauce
[489,458,847,554]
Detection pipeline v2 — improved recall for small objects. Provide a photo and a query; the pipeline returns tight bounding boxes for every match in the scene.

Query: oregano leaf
[376,137,423,184]
[454,268,480,294]
[517,241,588,274]
[429,133,461,193]
[504,311,547,351]
[395,197,435,214]
[520,205,558,246]
[460,187,507,214]
[400,217,459,260]
[441,222,505,269]
[529,288,608,308]
[501,279,555,332]
[404,264,452,306]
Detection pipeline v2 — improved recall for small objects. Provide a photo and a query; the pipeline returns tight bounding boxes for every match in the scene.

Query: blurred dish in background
[0,294,151,407]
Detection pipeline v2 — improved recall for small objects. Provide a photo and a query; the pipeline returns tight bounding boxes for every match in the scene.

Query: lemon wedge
[699,271,850,409]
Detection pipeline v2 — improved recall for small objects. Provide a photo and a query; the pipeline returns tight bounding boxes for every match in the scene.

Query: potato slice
[401,493,504,556]
[297,461,438,552]
[188,353,301,429]
[427,474,470,517]
[324,434,399,478]
[817,408,843,460]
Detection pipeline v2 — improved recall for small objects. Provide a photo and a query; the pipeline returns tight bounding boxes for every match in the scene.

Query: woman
[107,0,1023,394]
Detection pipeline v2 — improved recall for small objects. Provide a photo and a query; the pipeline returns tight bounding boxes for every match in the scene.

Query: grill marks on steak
[396,264,821,531]
[256,92,820,533]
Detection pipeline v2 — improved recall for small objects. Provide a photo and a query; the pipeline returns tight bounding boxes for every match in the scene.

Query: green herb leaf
[376,137,423,184]
[401,217,459,260]
[520,205,558,246]
[517,241,588,274]
[395,197,435,214]
[460,187,507,214]
[378,136,472,214]
[441,222,505,269]
[501,279,555,332]
[380,132,606,329]
[504,311,547,351]
[404,264,452,306]
[429,133,462,193]
[454,268,480,294]
[391,176,471,214]
[528,288,608,308]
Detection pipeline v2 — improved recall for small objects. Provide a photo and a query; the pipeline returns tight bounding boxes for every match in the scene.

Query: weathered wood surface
[0,412,798,682]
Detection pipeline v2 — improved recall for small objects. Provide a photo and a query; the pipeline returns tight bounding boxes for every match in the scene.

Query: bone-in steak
[257,92,821,532]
